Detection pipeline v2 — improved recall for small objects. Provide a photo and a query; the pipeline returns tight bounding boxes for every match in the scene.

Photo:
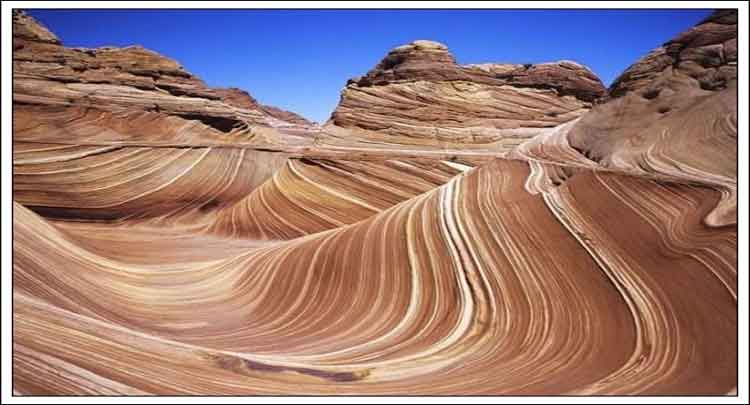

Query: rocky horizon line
[14,9,621,125]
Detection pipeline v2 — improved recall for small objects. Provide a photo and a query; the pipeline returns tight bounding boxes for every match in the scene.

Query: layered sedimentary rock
[214,87,314,127]
[14,159,736,394]
[12,9,737,396]
[12,10,316,142]
[208,157,478,239]
[329,40,606,145]
[607,10,737,97]
[13,140,290,222]
[517,10,738,227]
[11,11,318,222]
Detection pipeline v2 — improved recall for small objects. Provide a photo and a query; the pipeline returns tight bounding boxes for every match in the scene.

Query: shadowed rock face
[12,10,315,134]
[12,10,737,396]
[330,40,606,143]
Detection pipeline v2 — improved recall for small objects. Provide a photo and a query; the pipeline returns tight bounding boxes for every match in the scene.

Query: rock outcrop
[12,10,315,139]
[213,87,315,126]
[13,157,737,395]
[12,10,61,44]
[12,9,738,396]
[561,10,737,226]
[608,10,737,97]
[329,40,606,144]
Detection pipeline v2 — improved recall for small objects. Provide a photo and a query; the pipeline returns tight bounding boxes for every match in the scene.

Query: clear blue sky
[28,9,712,123]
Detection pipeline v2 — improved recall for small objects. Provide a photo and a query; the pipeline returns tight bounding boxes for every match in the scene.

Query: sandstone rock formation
[517,10,738,227]
[12,9,738,396]
[12,10,316,142]
[607,10,737,97]
[213,87,315,127]
[329,39,606,145]
[13,158,737,395]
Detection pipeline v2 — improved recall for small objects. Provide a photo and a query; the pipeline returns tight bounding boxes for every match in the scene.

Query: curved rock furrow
[11,9,737,396]
[209,158,471,239]
[561,11,737,226]
[13,155,736,394]
[542,172,735,394]
[14,142,289,221]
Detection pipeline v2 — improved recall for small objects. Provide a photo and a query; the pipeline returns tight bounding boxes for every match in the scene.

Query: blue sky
[28,9,712,123]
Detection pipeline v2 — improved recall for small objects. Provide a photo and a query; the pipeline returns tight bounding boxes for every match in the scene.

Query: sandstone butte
[11,10,738,395]
[330,39,606,146]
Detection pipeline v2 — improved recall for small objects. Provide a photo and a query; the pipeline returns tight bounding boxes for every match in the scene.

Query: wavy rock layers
[209,157,475,239]
[328,40,605,147]
[214,87,314,128]
[12,9,737,396]
[13,135,478,229]
[13,158,736,395]
[557,10,738,226]
[13,10,317,147]
[13,139,289,222]
[11,12,317,223]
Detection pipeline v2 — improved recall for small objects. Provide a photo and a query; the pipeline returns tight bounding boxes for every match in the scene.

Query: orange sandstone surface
[12,10,737,395]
